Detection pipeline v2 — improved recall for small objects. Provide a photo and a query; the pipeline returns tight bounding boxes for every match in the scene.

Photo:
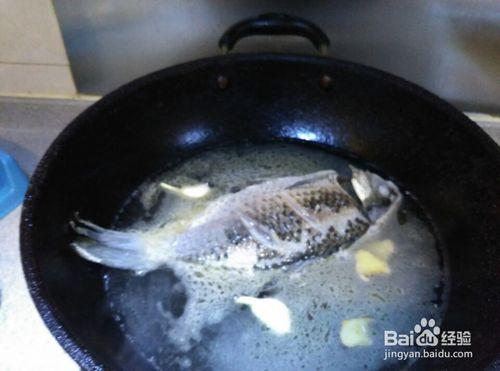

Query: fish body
[73,169,400,272]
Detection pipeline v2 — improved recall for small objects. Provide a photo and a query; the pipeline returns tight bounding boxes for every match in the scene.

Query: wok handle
[219,13,330,55]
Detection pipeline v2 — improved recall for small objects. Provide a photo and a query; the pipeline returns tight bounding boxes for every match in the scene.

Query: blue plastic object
[0,150,28,218]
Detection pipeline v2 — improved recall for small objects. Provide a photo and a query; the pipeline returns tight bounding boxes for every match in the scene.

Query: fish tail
[70,217,164,272]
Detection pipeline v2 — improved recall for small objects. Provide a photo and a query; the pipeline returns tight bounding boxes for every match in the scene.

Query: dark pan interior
[21,54,500,370]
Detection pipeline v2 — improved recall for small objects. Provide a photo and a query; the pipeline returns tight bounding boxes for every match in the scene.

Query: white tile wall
[0,0,76,96]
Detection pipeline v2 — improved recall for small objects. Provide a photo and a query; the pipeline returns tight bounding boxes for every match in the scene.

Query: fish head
[350,167,401,221]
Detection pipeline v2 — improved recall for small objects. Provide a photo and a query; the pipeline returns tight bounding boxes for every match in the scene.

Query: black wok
[20,14,500,370]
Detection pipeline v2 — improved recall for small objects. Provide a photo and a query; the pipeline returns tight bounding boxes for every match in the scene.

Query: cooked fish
[72,169,400,272]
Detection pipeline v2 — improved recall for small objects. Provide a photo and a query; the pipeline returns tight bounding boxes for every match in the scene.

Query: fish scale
[227,183,370,269]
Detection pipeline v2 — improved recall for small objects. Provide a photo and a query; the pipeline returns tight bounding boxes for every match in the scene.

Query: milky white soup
[103,143,448,371]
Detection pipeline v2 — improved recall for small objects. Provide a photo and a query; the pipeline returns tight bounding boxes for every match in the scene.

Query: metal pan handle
[219,13,330,55]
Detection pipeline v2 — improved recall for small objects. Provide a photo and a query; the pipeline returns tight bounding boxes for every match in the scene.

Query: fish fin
[280,193,323,231]
[70,218,163,272]
[285,170,337,190]
[238,212,278,248]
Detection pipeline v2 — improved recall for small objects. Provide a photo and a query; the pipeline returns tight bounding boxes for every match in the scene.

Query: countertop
[0,97,91,371]
[0,96,498,371]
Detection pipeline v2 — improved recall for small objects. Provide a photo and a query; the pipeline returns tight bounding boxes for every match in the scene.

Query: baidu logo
[414,318,440,346]
[384,318,471,347]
